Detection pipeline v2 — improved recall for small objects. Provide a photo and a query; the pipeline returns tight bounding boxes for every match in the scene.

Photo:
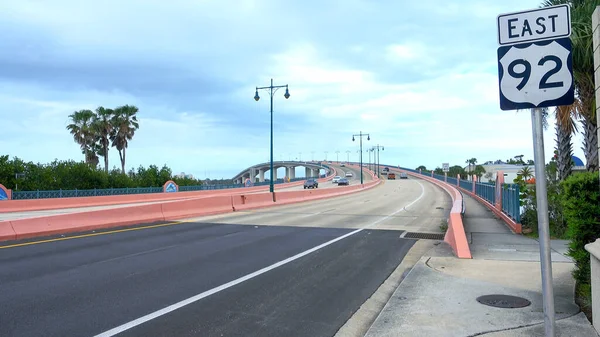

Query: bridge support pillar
[312,168,320,178]
[259,169,265,182]
[305,167,311,177]
[285,167,291,181]
[289,167,295,179]
[272,168,277,181]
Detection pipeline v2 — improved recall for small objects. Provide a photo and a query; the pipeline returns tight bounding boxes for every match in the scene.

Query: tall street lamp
[373,144,384,177]
[346,150,351,163]
[324,151,328,161]
[254,78,290,193]
[335,150,340,163]
[352,131,370,184]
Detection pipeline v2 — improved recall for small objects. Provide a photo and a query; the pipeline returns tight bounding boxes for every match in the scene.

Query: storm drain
[476,295,531,309]
[401,232,445,241]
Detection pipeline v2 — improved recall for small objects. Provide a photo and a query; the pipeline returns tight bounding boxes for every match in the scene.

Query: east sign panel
[496,4,574,111]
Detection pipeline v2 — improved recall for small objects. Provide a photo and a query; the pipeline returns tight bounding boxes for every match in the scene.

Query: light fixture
[254,90,260,101]
[284,87,290,99]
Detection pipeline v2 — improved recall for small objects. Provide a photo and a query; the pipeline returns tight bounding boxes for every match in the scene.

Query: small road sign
[497,5,573,111]
[497,4,571,45]
[442,163,449,172]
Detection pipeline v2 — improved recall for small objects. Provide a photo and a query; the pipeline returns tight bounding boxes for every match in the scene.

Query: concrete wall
[585,239,600,334]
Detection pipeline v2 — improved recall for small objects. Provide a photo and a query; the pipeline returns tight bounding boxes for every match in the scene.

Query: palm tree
[93,106,115,173]
[66,109,96,165]
[554,100,581,180]
[518,166,534,181]
[541,0,598,172]
[111,105,140,174]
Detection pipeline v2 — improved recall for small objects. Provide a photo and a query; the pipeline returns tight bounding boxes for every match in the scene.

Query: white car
[332,176,341,183]
[345,172,353,177]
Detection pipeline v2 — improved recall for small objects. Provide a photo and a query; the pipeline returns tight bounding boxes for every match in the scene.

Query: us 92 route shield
[497,37,574,111]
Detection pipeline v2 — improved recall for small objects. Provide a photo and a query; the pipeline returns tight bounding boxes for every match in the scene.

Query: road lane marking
[93,183,428,337]
[0,221,189,249]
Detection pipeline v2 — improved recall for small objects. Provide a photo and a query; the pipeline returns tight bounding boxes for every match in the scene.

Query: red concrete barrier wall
[0,170,381,243]
[0,181,302,213]
[161,195,234,220]
[0,222,16,241]
[8,203,167,241]
[232,193,275,211]
[397,169,471,259]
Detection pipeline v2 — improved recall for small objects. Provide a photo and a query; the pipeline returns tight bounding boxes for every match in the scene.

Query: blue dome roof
[572,155,584,166]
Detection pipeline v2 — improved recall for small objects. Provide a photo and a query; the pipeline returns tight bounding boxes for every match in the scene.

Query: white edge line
[94,180,427,337]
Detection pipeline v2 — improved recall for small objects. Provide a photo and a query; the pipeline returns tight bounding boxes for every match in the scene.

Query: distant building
[175,172,194,179]
[475,155,586,183]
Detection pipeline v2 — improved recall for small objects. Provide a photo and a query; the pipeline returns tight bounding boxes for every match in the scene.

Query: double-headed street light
[254,79,290,193]
[352,131,370,184]
[372,144,384,177]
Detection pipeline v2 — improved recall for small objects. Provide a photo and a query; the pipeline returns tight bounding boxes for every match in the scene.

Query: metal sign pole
[531,107,555,337]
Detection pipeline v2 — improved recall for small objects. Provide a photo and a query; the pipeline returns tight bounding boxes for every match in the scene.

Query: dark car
[304,178,319,189]
[383,167,389,172]
[337,178,350,186]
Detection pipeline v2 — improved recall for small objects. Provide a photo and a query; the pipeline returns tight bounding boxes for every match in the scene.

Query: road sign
[442,163,449,172]
[498,37,574,110]
[497,4,571,45]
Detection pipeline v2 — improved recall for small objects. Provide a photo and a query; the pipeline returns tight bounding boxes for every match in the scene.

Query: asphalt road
[0,176,451,337]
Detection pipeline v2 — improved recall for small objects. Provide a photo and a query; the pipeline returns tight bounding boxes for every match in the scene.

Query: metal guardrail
[501,184,521,223]
[475,182,495,205]
[11,177,310,200]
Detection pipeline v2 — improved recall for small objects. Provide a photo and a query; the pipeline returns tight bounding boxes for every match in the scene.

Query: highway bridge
[232,160,332,184]
[0,161,524,337]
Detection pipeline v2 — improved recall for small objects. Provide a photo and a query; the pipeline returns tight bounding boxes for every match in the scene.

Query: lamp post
[352,131,370,184]
[346,150,351,163]
[324,151,328,161]
[335,150,340,163]
[372,144,384,177]
[254,79,290,193]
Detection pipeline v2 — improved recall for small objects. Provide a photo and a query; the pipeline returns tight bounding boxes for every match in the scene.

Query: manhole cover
[403,232,445,240]
[476,295,531,308]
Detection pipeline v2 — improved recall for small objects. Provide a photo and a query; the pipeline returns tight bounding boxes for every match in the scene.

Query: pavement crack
[465,311,583,336]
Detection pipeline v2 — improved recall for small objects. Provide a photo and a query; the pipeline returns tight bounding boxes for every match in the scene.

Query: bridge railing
[393,166,521,227]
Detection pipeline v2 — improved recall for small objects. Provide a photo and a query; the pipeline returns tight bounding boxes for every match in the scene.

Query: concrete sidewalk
[365,194,598,337]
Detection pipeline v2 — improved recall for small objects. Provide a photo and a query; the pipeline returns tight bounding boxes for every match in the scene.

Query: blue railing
[501,184,521,223]
[10,174,317,200]
[475,182,495,205]
[459,179,471,191]
[447,176,458,186]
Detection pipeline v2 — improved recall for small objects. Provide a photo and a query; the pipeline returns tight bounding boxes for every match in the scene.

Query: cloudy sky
[0,0,585,179]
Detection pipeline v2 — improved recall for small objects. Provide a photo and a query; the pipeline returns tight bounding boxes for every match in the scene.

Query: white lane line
[94,181,427,337]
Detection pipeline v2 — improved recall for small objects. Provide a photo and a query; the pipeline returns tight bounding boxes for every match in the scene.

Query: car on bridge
[345,172,353,177]
[337,178,349,186]
[340,163,345,167]
[332,176,341,183]
[304,178,319,189]
[388,173,396,180]
[400,172,408,179]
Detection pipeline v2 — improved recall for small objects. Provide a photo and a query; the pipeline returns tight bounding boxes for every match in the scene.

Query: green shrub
[561,172,600,284]
[0,155,207,191]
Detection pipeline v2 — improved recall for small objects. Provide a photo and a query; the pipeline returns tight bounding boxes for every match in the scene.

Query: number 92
[507,56,563,91]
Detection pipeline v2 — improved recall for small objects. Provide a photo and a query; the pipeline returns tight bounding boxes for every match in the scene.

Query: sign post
[497,5,573,337]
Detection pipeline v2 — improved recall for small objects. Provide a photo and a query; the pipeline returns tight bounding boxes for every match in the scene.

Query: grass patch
[575,282,592,322]
[439,220,448,232]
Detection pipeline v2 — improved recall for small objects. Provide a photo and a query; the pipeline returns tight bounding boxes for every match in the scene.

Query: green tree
[542,0,598,172]
[66,109,98,166]
[416,165,427,171]
[93,106,115,173]
[518,166,533,181]
[111,105,140,174]
[472,165,486,182]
